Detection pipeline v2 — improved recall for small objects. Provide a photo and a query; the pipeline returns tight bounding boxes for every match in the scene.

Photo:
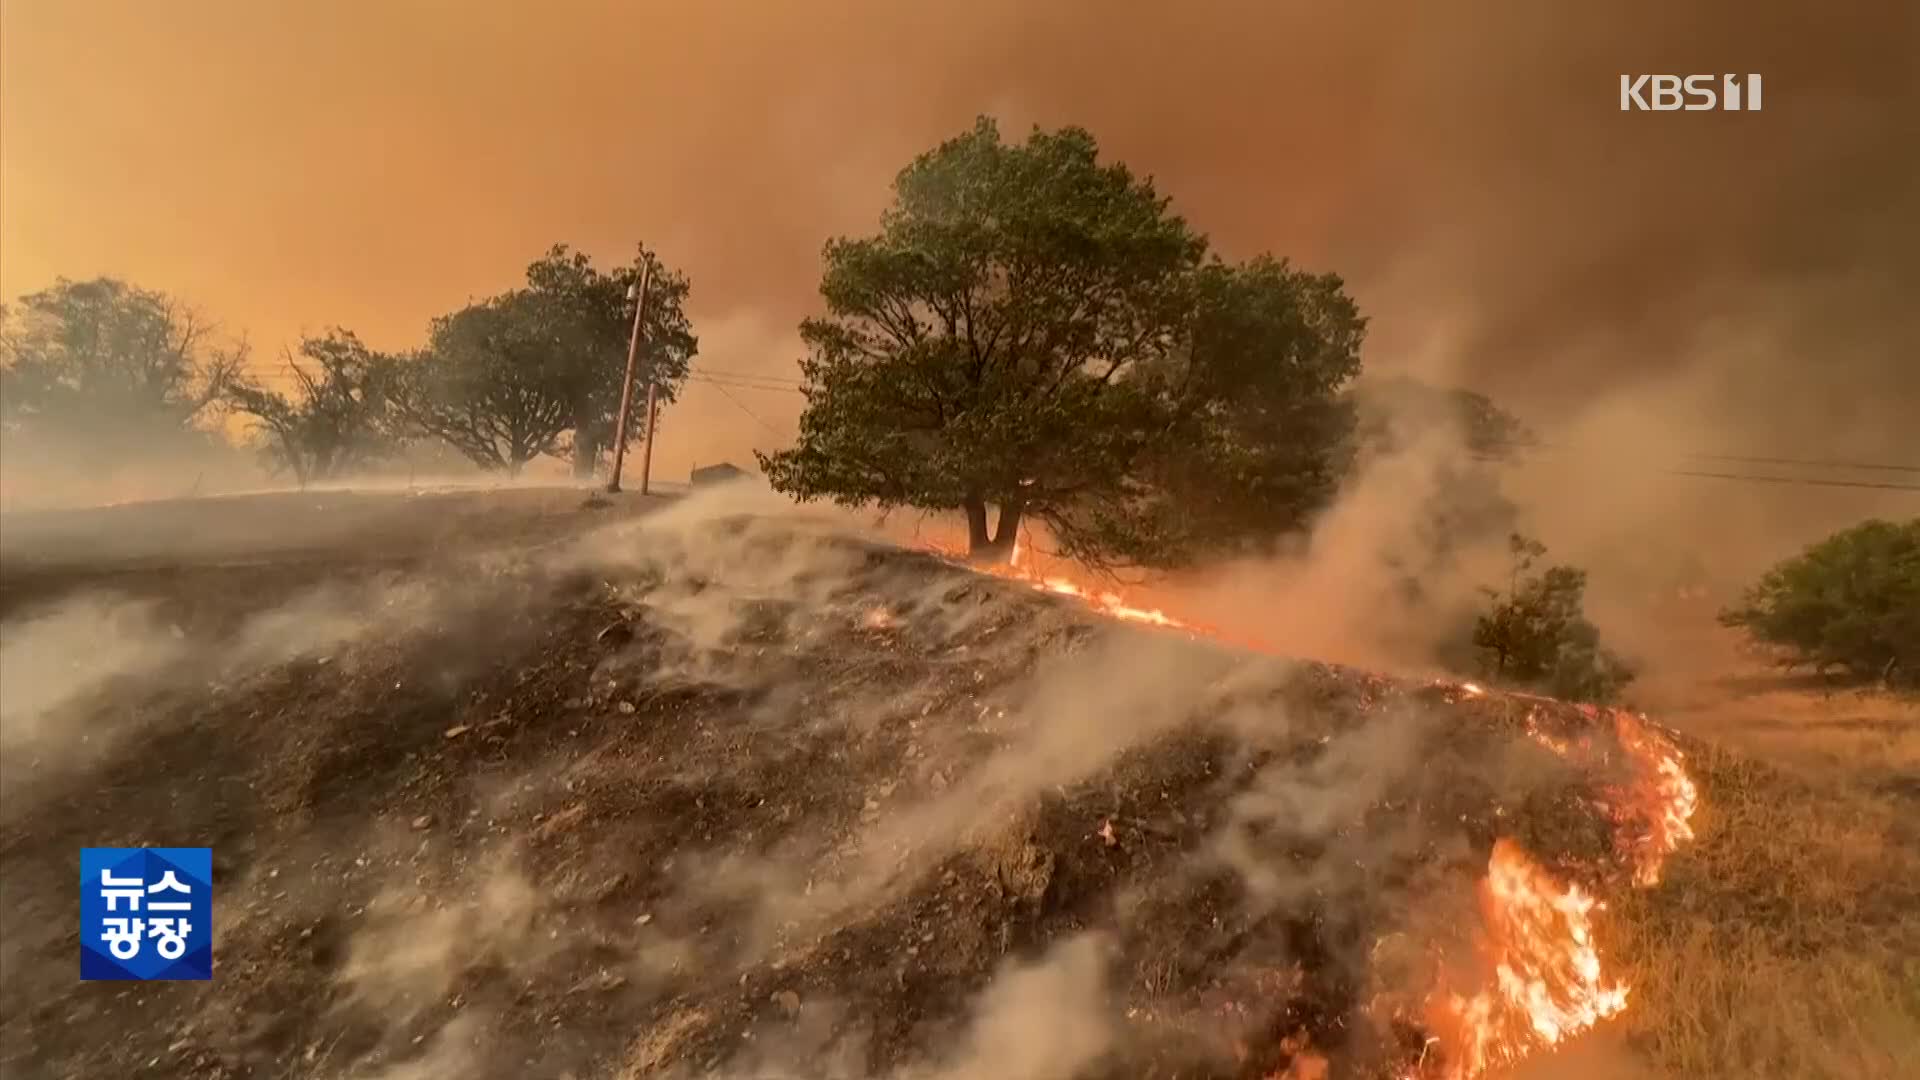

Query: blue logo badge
[80,848,212,980]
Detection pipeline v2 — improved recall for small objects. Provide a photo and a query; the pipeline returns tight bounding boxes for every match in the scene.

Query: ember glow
[923,531,1200,632]
[1026,574,1191,628]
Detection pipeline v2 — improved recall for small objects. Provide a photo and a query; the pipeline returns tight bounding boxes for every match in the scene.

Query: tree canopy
[758,118,1365,567]
[521,244,696,476]
[0,277,239,453]
[223,329,398,487]
[1719,518,1920,687]
[385,244,697,475]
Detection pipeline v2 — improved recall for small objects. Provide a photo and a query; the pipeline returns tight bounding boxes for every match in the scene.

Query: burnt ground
[0,486,1677,1080]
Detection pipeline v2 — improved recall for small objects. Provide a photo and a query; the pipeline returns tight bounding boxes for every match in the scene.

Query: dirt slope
[0,488,1686,1080]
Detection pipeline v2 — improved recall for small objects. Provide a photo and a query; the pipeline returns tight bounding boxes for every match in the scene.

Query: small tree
[1719,518,1920,687]
[1468,533,1635,703]
[760,118,1364,567]
[223,329,397,487]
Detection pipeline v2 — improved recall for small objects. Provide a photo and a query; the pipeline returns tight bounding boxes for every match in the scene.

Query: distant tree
[1346,375,1535,602]
[1348,374,1534,463]
[0,278,240,454]
[1467,533,1636,703]
[385,246,695,476]
[384,291,567,474]
[223,329,397,487]
[520,245,696,478]
[1719,518,1920,687]
[759,117,1364,567]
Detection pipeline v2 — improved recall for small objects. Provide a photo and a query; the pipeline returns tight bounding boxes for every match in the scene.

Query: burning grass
[910,520,1920,1080]
[931,524,1920,1078]
[919,532,1705,1079]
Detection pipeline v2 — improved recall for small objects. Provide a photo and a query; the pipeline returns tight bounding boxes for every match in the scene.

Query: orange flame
[1416,709,1697,1077]
[1610,712,1700,887]
[1419,840,1631,1078]
[926,530,1199,631]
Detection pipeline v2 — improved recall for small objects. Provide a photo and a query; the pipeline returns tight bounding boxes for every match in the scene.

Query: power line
[219,361,1917,493]
[681,375,1919,478]
[691,365,804,386]
[1662,468,1920,493]
[1678,452,1920,475]
[681,377,1920,480]
[687,372,804,394]
[675,380,1916,491]
[1479,437,1920,476]
[697,378,785,438]
[1471,454,1920,493]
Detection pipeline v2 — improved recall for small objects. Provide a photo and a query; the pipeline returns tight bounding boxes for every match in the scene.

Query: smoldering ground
[0,483,1677,1079]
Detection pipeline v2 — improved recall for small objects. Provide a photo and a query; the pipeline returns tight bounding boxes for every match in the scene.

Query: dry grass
[1608,636,1920,1079]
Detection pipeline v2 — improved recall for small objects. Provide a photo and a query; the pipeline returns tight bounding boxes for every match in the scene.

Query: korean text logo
[80,847,212,980]
[1620,74,1763,111]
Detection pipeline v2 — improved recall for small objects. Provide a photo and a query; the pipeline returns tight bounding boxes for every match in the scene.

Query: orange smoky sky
[2,1,1916,504]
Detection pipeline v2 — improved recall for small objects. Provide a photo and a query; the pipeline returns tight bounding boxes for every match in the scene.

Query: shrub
[1720,518,1920,687]
[1468,534,1636,703]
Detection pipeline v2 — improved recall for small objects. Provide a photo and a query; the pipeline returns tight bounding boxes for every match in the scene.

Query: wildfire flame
[1417,708,1698,1076]
[916,531,1700,1078]
[1419,841,1631,1078]
[1610,711,1700,887]
[927,530,1200,631]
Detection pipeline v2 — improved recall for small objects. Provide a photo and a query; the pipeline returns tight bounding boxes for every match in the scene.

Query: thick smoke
[5,0,1912,512]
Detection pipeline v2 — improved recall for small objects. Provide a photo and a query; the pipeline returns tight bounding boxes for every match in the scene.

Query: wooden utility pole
[639,380,659,495]
[605,259,653,494]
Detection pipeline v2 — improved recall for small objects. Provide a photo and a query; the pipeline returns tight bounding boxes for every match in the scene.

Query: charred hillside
[0,490,1695,1080]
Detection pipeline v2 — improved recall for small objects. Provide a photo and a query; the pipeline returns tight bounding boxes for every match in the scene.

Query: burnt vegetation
[0,495,1688,1080]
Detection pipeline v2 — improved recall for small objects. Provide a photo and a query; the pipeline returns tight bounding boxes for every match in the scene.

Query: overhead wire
[225,361,1920,493]
[1476,437,1920,477]
[695,377,786,440]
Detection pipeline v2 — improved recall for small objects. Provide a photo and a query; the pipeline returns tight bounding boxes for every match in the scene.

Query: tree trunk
[280,433,309,490]
[572,428,599,479]
[964,497,991,559]
[988,499,1024,562]
[965,497,1024,564]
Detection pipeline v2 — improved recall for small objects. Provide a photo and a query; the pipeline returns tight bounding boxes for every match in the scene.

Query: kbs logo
[1620,74,1763,111]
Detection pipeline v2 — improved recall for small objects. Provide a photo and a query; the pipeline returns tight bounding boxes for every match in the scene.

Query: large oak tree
[759,118,1365,568]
